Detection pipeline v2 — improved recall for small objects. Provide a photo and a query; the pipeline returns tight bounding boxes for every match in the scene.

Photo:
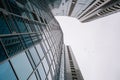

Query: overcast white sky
[55,12,120,80]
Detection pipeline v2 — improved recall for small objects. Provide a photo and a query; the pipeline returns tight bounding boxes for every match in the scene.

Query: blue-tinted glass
[42,58,49,73]
[25,22,32,32]
[29,23,36,32]
[0,43,7,62]
[29,47,40,66]
[0,13,10,34]
[10,52,33,80]
[0,61,17,80]
[14,17,27,32]
[29,73,37,80]
[34,24,39,32]
[1,36,24,56]
[6,16,19,33]
[30,33,40,43]
[21,34,33,48]
[4,0,24,15]
[38,63,46,80]
[35,44,44,59]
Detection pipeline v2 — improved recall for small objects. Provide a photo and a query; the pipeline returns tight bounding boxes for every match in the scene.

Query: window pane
[0,43,7,62]
[4,0,24,15]
[42,58,49,73]
[0,61,17,80]
[35,44,44,59]
[14,17,27,32]
[21,34,33,48]
[10,52,33,80]
[29,73,37,80]
[1,35,24,56]
[47,72,52,80]
[38,63,46,80]
[0,13,10,34]
[29,47,40,66]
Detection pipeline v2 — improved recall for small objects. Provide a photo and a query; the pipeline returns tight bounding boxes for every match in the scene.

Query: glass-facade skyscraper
[0,0,83,80]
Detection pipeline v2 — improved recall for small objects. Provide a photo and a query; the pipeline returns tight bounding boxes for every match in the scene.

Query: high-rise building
[64,46,84,80]
[0,0,83,80]
[52,0,120,22]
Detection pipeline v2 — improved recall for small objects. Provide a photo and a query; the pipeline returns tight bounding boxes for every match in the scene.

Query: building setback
[0,0,83,80]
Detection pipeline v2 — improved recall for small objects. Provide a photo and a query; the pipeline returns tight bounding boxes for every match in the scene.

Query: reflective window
[38,63,46,80]
[51,66,54,76]
[42,58,49,73]
[47,53,51,64]
[21,34,33,48]
[47,72,52,80]
[29,73,37,80]
[29,47,40,66]
[30,33,40,43]
[35,44,44,59]
[0,43,7,62]
[1,36,24,56]
[29,23,36,32]
[0,61,17,80]
[6,16,19,33]
[13,17,27,32]
[24,22,32,32]
[26,50,36,69]
[35,70,41,80]
[0,13,10,34]
[4,0,24,15]
[41,41,47,53]
[11,52,33,80]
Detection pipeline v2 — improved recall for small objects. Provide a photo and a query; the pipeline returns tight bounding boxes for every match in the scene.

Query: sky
[55,12,120,80]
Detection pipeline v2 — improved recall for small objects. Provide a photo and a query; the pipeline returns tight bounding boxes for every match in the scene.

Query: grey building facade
[65,46,84,80]
[52,0,120,22]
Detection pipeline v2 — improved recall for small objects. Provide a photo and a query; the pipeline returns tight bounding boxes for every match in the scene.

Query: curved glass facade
[0,0,63,80]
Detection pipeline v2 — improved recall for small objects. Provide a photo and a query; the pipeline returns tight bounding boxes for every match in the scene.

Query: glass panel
[30,33,40,44]
[42,58,49,73]
[29,73,37,80]
[24,22,32,32]
[4,0,24,15]
[0,61,17,80]
[10,52,33,80]
[0,13,10,34]
[29,47,40,66]
[29,23,36,32]
[26,50,36,69]
[14,17,27,32]
[47,53,51,64]
[47,72,52,80]
[38,63,46,80]
[0,43,7,62]
[21,34,33,48]
[1,35,24,56]
[6,16,19,33]
[35,44,44,59]
[35,70,41,80]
